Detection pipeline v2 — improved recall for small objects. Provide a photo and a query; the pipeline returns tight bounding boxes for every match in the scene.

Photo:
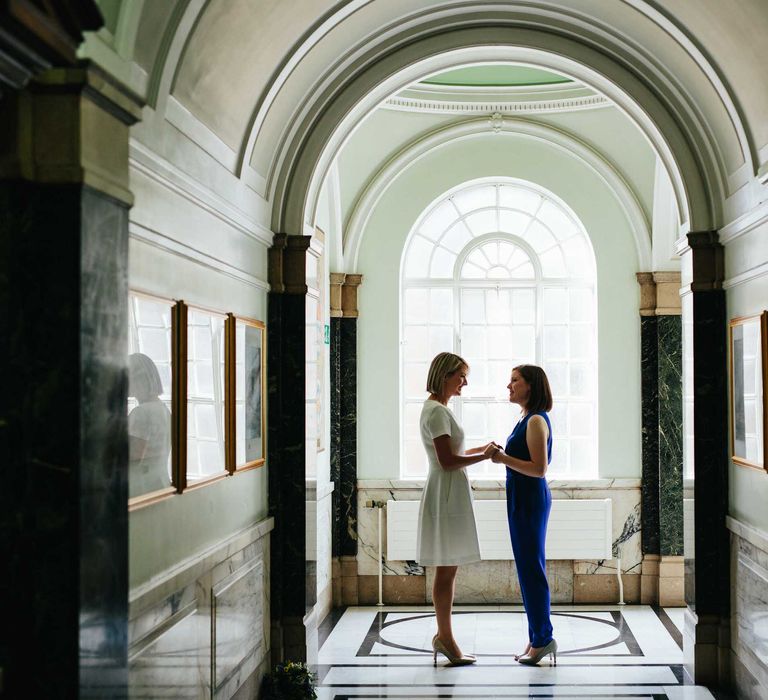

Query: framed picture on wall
[127,291,178,509]
[227,315,266,471]
[729,311,768,471]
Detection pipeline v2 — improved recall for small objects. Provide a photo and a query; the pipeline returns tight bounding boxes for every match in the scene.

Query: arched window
[401,179,597,478]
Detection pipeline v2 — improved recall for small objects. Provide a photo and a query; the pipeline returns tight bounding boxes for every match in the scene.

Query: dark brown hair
[513,364,553,414]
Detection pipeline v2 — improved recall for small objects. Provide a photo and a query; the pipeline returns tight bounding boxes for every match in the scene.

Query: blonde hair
[426,352,468,397]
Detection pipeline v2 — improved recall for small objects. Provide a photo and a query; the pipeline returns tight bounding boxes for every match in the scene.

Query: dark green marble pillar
[639,273,683,559]
[657,315,683,555]
[267,234,311,663]
[0,64,141,698]
[678,231,729,687]
[329,274,362,562]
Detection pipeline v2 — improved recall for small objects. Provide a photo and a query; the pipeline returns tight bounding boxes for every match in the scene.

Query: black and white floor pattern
[314,605,716,699]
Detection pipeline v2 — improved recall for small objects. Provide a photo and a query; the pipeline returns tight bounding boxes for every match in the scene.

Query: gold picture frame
[729,311,768,471]
[227,314,267,472]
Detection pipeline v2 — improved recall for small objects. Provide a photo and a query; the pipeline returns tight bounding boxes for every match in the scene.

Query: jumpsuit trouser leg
[507,485,553,648]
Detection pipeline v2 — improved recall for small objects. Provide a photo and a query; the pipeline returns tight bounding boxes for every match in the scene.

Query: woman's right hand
[483,443,500,459]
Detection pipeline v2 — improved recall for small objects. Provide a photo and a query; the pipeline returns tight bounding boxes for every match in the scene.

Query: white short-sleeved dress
[416,399,481,566]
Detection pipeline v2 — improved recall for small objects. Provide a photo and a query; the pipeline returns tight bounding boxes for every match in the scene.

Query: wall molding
[723,261,768,290]
[130,517,274,607]
[718,197,768,245]
[727,515,768,554]
[383,94,610,115]
[130,139,274,247]
[129,221,270,292]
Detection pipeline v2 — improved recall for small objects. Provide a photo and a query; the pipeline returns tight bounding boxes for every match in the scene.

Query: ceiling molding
[343,116,652,272]
[382,93,610,115]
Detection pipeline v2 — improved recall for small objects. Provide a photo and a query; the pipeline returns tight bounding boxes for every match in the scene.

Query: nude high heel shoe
[517,639,557,666]
[432,635,477,666]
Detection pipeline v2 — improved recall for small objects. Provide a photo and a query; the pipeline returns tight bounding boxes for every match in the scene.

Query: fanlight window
[401,180,597,478]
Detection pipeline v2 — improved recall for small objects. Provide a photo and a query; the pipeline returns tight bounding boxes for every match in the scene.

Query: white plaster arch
[271,29,719,238]
[343,116,652,272]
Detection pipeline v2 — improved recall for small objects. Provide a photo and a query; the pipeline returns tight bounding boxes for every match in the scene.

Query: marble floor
[314,605,717,699]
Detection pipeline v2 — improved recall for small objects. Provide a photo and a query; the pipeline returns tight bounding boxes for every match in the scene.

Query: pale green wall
[726,220,768,534]
[128,175,269,590]
[354,133,642,479]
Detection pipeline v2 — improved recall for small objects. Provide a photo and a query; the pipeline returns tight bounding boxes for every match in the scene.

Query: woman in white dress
[417,352,498,665]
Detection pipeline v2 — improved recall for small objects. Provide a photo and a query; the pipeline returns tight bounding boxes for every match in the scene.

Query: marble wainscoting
[128,518,273,699]
[727,516,768,698]
[351,480,643,605]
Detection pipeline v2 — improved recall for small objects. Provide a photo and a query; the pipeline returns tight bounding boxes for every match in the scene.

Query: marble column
[637,272,684,606]
[329,273,362,603]
[0,63,141,697]
[677,232,730,687]
[267,233,312,663]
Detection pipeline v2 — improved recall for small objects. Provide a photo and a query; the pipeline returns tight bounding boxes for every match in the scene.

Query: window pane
[461,261,485,279]
[488,361,511,396]
[464,210,497,237]
[561,236,593,277]
[486,289,511,325]
[540,247,567,277]
[460,325,486,361]
[440,221,473,253]
[570,439,593,473]
[404,235,433,278]
[537,200,577,240]
[546,362,568,396]
[429,326,453,356]
[452,185,496,214]
[543,326,568,360]
[404,362,428,398]
[499,185,541,213]
[420,200,458,240]
[548,403,567,435]
[569,403,593,437]
[461,290,486,323]
[405,289,429,323]
[463,402,487,435]
[525,221,556,254]
[570,363,590,398]
[510,326,535,361]
[499,210,532,235]
[569,288,593,323]
[570,326,592,360]
[430,246,456,278]
[543,288,568,324]
[511,289,536,324]
[430,289,453,324]
[488,326,512,359]
[404,325,428,361]
[463,361,488,397]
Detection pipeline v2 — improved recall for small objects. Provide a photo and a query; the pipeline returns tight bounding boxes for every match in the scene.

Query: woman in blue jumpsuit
[491,364,557,666]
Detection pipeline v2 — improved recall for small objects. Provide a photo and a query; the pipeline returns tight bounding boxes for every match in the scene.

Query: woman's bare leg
[433,565,462,656]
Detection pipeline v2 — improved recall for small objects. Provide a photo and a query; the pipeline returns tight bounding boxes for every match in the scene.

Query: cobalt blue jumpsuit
[505,411,554,648]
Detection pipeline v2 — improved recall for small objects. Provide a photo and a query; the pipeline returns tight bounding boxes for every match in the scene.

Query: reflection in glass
[235,320,264,467]
[187,309,226,481]
[127,295,173,499]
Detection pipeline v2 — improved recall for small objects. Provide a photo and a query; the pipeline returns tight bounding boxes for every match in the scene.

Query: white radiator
[386,498,612,561]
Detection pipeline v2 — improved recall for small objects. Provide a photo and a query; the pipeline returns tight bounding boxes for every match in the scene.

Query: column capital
[269,233,312,294]
[341,274,363,318]
[675,231,724,292]
[636,271,681,315]
[329,273,346,317]
[0,61,143,205]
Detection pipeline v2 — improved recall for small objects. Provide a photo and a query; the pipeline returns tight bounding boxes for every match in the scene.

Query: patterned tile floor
[314,605,717,699]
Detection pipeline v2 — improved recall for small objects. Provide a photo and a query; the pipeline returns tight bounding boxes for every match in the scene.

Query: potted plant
[260,661,317,700]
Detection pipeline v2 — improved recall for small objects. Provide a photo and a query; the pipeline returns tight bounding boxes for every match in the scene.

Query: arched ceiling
[83,0,767,236]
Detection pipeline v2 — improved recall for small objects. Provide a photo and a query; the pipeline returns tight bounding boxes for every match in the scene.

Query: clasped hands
[480,441,505,462]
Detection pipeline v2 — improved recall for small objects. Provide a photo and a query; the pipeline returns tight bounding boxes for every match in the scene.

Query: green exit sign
[324,324,330,345]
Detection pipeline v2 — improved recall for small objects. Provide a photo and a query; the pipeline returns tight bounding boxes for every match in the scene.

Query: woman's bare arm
[433,435,496,471]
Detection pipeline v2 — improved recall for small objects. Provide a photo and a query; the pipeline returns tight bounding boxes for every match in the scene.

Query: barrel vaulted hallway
[0,1,767,698]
